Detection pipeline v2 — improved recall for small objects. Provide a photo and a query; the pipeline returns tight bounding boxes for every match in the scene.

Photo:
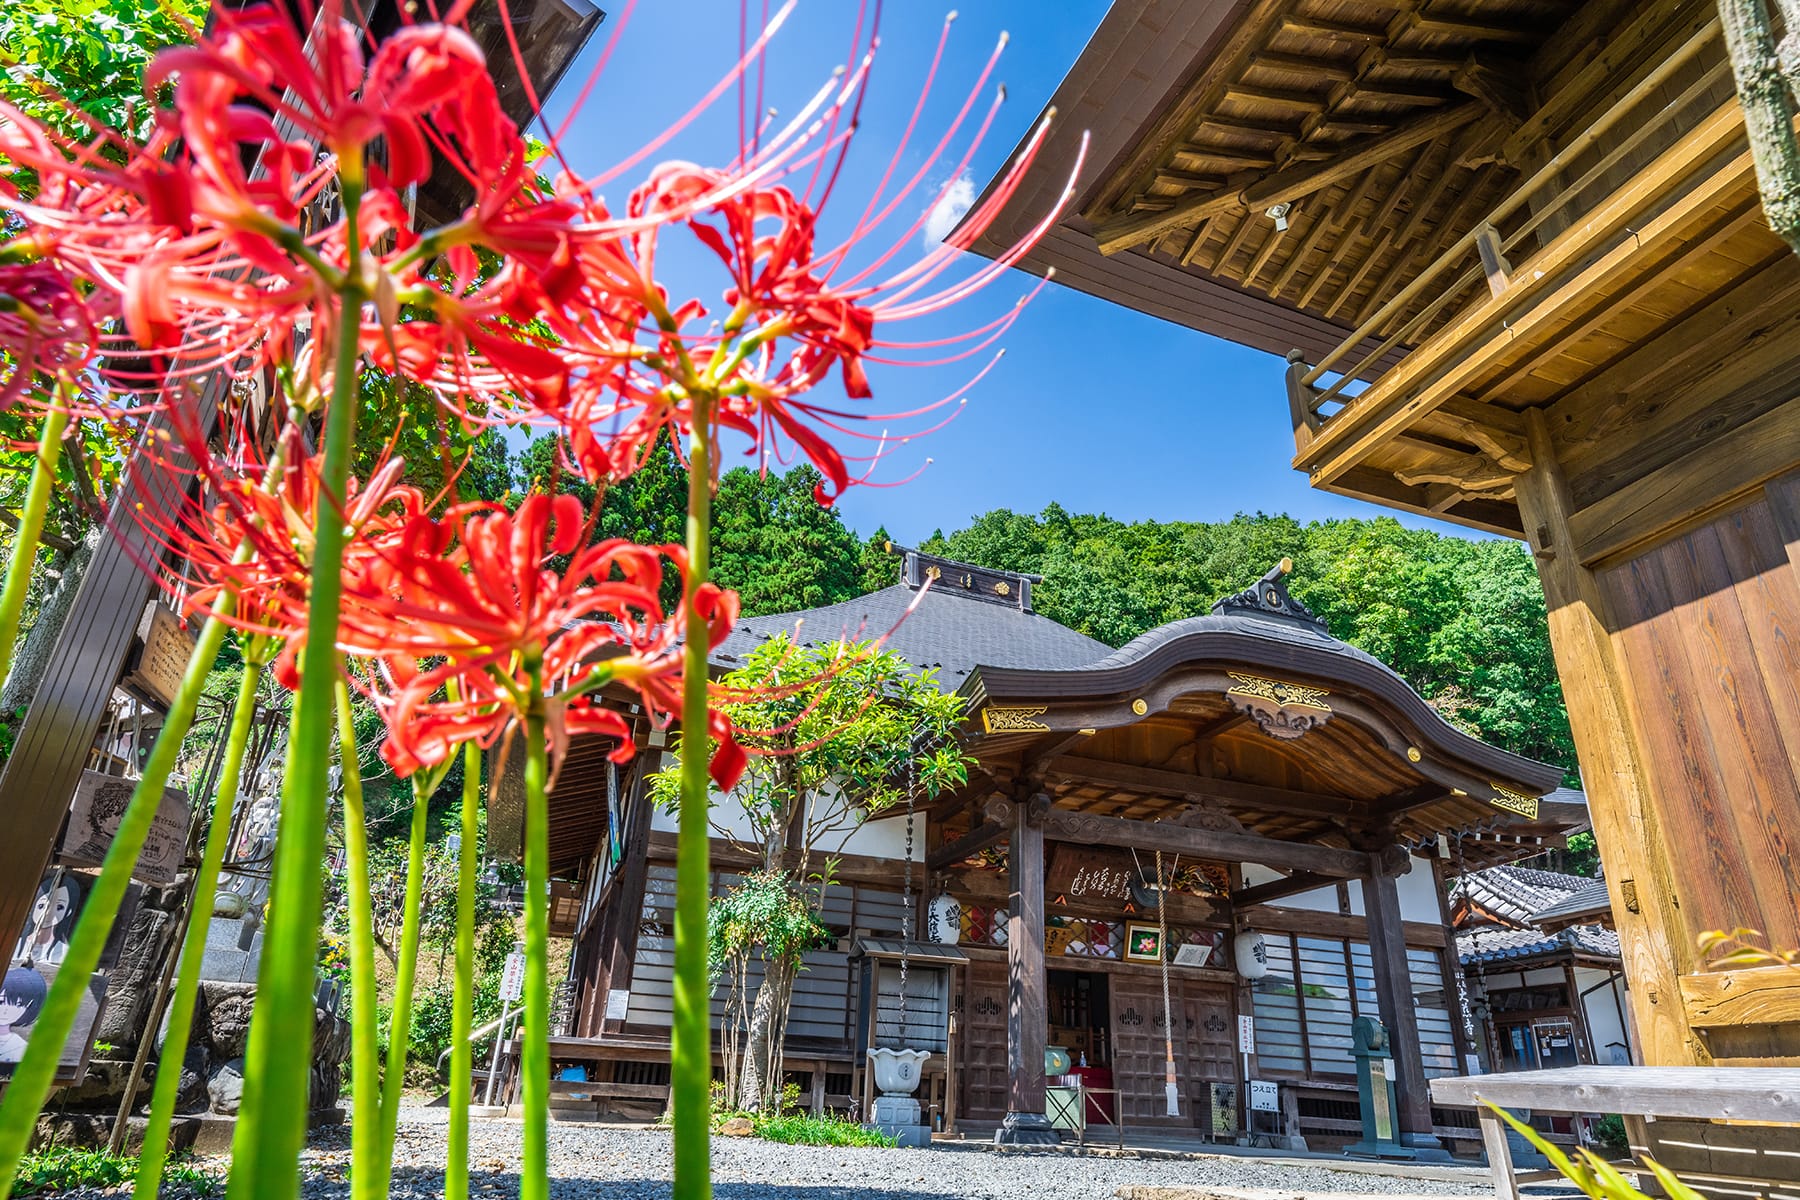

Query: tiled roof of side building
[1456,863,1595,927]
[712,548,1112,691]
[1457,923,1622,966]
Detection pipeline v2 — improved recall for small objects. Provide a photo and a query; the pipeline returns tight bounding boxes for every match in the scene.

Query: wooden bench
[1430,1066,1800,1200]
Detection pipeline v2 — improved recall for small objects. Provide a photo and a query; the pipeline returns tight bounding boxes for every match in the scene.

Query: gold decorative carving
[1487,782,1540,819]
[1130,698,1148,715]
[994,580,1011,596]
[1225,672,1332,740]
[926,565,942,581]
[980,706,1049,734]
[1406,746,1422,763]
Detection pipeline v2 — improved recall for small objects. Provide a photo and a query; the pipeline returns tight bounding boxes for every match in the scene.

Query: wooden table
[1430,1066,1800,1200]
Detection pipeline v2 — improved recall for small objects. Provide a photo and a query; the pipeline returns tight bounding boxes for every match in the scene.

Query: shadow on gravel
[302,1167,958,1200]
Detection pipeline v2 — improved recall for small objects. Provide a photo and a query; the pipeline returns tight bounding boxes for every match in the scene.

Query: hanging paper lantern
[1234,930,1270,979]
[926,892,962,944]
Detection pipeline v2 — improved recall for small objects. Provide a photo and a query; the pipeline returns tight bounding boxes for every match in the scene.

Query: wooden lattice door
[959,960,1009,1121]
[1109,973,1185,1126]
[1179,981,1236,1127]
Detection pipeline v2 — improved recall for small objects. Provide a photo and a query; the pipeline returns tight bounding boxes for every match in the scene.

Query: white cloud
[922,172,976,249]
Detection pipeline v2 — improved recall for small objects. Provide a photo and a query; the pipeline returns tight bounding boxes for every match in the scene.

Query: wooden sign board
[0,962,111,1085]
[123,604,197,711]
[60,771,190,886]
[1045,847,1136,905]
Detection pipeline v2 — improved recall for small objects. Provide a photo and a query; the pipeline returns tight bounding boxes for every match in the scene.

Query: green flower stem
[673,395,715,1200]
[445,736,481,1200]
[373,771,433,1195]
[521,656,551,1200]
[0,572,235,1197]
[0,401,68,690]
[335,679,383,1200]
[132,653,266,1200]
[229,252,366,1200]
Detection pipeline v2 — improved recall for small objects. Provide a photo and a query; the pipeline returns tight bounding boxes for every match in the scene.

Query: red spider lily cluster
[0,0,1081,775]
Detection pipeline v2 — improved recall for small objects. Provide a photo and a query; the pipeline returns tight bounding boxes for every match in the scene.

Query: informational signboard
[1368,1058,1395,1141]
[1210,1083,1237,1134]
[499,951,526,1002]
[60,771,191,886]
[1238,1013,1256,1054]
[1249,1080,1279,1113]
[124,603,198,710]
[604,988,630,1022]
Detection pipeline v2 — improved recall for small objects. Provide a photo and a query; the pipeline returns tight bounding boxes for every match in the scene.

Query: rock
[207,1057,246,1114]
[176,1042,210,1113]
[718,1116,755,1137]
[199,982,258,1058]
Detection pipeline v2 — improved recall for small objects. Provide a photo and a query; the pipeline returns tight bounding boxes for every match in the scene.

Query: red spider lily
[338,494,747,787]
[128,425,431,676]
[540,18,1088,503]
[0,257,100,412]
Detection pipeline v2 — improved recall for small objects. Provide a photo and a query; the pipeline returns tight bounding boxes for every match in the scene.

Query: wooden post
[997,795,1056,1144]
[599,757,656,1036]
[1514,409,1705,1067]
[1362,858,1444,1156]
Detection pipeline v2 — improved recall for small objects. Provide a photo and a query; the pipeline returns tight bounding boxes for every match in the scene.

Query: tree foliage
[926,507,1574,778]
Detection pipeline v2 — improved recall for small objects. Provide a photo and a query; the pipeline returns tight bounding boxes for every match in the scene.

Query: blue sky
[539,2,1481,545]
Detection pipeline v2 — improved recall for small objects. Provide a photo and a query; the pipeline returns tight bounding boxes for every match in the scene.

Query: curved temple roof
[963,559,1566,802]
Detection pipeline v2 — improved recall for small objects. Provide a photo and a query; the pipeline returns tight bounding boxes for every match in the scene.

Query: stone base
[1399,1131,1453,1163]
[866,1121,932,1147]
[1343,1138,1417,1160]
[871,1094,921,1126]
[994,1110,1060,1146]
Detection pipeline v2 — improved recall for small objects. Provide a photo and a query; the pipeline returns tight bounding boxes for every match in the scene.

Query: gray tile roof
[713,583,1112,691]
[1458,923,1621,966]
[1532,876,1613,928]
[1456,864,1594,926]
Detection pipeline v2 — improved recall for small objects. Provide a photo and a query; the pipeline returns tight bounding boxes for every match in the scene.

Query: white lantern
[1234,930,1269,980]
[926,892,961,945]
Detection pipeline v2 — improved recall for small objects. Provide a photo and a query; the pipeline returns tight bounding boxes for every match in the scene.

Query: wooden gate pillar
[1363,856,1446,1158]
[996,794,1056,1145]
[1514,410,1703,1067]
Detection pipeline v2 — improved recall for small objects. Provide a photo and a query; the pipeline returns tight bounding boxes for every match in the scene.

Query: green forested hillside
[510,433,1573,777]
[917,507,1572,777]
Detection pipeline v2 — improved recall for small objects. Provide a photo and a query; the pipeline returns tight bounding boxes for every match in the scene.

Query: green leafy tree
[650,637,970,1111]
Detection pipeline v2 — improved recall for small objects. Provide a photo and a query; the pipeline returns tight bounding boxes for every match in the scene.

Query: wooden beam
[1095,104,1482,255]
[927,820,1008,870]
[1680,966,1800,1029]
[1282,15,1385,42]
[1567,394,1800,565]
[1044,756,1370,821]
[1406,12,1542,43]
[1084,0,1301,220]
[1231,870,1340,908]
[1251,51,1357,81]
[1038,807,1371,878]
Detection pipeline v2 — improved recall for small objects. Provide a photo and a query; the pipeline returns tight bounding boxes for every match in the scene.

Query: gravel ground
[286,1107,1507,1200]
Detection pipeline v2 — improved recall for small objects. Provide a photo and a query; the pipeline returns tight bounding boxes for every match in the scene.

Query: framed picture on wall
[1124,923,1164,963]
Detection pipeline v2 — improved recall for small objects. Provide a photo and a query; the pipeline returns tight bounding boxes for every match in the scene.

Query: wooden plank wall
[1593,471,1800,1061]
[1599,485,1800,951]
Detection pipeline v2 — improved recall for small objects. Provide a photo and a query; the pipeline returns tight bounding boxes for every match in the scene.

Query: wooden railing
[1295,18,1728,420]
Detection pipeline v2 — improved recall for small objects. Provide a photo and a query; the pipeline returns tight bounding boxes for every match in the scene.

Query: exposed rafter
[1095,103,1481,255]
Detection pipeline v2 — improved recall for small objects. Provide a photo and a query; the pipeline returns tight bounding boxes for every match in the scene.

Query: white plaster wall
[1576,966,1634,1064]
[648,769,927,861]
[1242,854,1443,923]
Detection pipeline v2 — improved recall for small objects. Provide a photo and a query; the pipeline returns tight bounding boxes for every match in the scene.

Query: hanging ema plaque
[59,771,191,886]
[122,603,198,711]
